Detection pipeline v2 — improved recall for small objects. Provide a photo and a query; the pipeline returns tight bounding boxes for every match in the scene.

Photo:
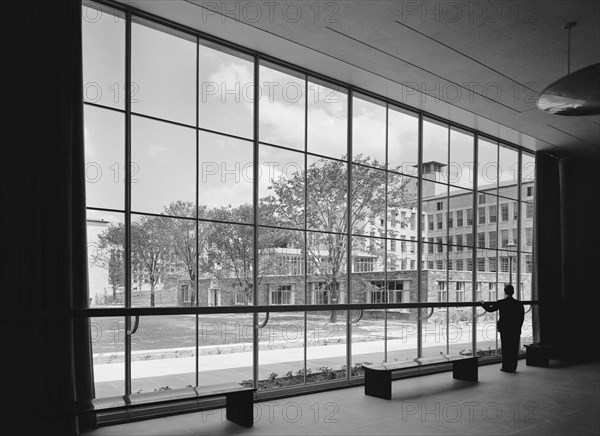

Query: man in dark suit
[480,284,525,372]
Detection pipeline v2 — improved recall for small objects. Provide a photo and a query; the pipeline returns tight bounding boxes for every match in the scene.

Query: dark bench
[362,354,479,400]
[88,383,257,427]
[524,343,561,367]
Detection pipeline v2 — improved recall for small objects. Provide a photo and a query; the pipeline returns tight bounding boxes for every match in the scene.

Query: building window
[501,229,509,247]
[456,210,463,227]
[410,236,416,253]
[354,257,375,272]
[489,205,497,223]
[208,288,221,306]
[410,213,416,230]
[466,259,473,271]
[478,207,486,224]
[312,282,336,304]
[436,201,444,210]
[513,201,519,220]
[526,203,534,219]
[456,259,464,271]
[438,281,447,302]
[448,212,454,228]
[270,285,294,305]
[400,238,407,253]
[233,289,253,305]
[525,227,533,246]
[489,257,497,272]
[526,186,533,197]
[525,255,533,273]
[489,231,497,248]
[436,213,443,230]
[477,257,485,272]
[467,208,473,225]
[478,193,486,204]
[428,214,434,230]
[427,261,434,269]
[500,257,510,273]
[455,282,464,302]
[410,260,416,269]
[466,233,473,247]
[477,232,486,248]
[501,203,509,222]
[436,260,444,270]
[436,237,444,253]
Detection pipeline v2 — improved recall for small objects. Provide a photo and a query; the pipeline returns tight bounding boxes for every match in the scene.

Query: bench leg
[226,390,254,427]
[364,368,392,400]
[453,358,478,382]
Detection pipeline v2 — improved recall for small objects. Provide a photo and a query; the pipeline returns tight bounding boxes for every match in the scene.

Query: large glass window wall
[83,0,537,405]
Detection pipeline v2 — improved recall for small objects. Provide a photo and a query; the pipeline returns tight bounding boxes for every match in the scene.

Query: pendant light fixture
[536,22,600,116]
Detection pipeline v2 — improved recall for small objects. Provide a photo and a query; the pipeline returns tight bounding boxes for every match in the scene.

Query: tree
[265,155,413,321]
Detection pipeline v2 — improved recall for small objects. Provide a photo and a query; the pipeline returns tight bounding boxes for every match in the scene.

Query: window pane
[198,42,254,139]
[259,63,305,150]
[478,138,498,194]
[352,94,386,167]
[87,210,125,307]
[91,316,125,398]
[132,20,196,125]
[351,165,386,235]
[84,105,125,210]
[352,312,385,376]
[521,201,534,252]
[306,156,347,232]
[306,232,347,304]
[131,116,196,215]
[498,144,519,199]
[258,312,305,389]
[351,236,384,303]
[521,152,536,184]
[131,315,196,393]
[307,79,348,160]
[203,221,254,306]
[423,118,449,180]
[258,227,304,305]
[306,311,347,384]
[130,214,198,307]
[387,173,418,239]
[199,131,253,223]
[259,144,304,228]
[388,106,418,175]
[82,3,125,109]
[449,128,474,190]
[199,313,253,386]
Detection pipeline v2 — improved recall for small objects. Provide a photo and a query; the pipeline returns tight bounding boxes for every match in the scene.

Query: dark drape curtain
[1,1,94,434]
[533,152,563,346]
[535,149,600,356]
[559,152,600,356]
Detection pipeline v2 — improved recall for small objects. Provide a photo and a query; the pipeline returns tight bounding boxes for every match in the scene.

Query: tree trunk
[150,285,155,307]
[329,279,338,323]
